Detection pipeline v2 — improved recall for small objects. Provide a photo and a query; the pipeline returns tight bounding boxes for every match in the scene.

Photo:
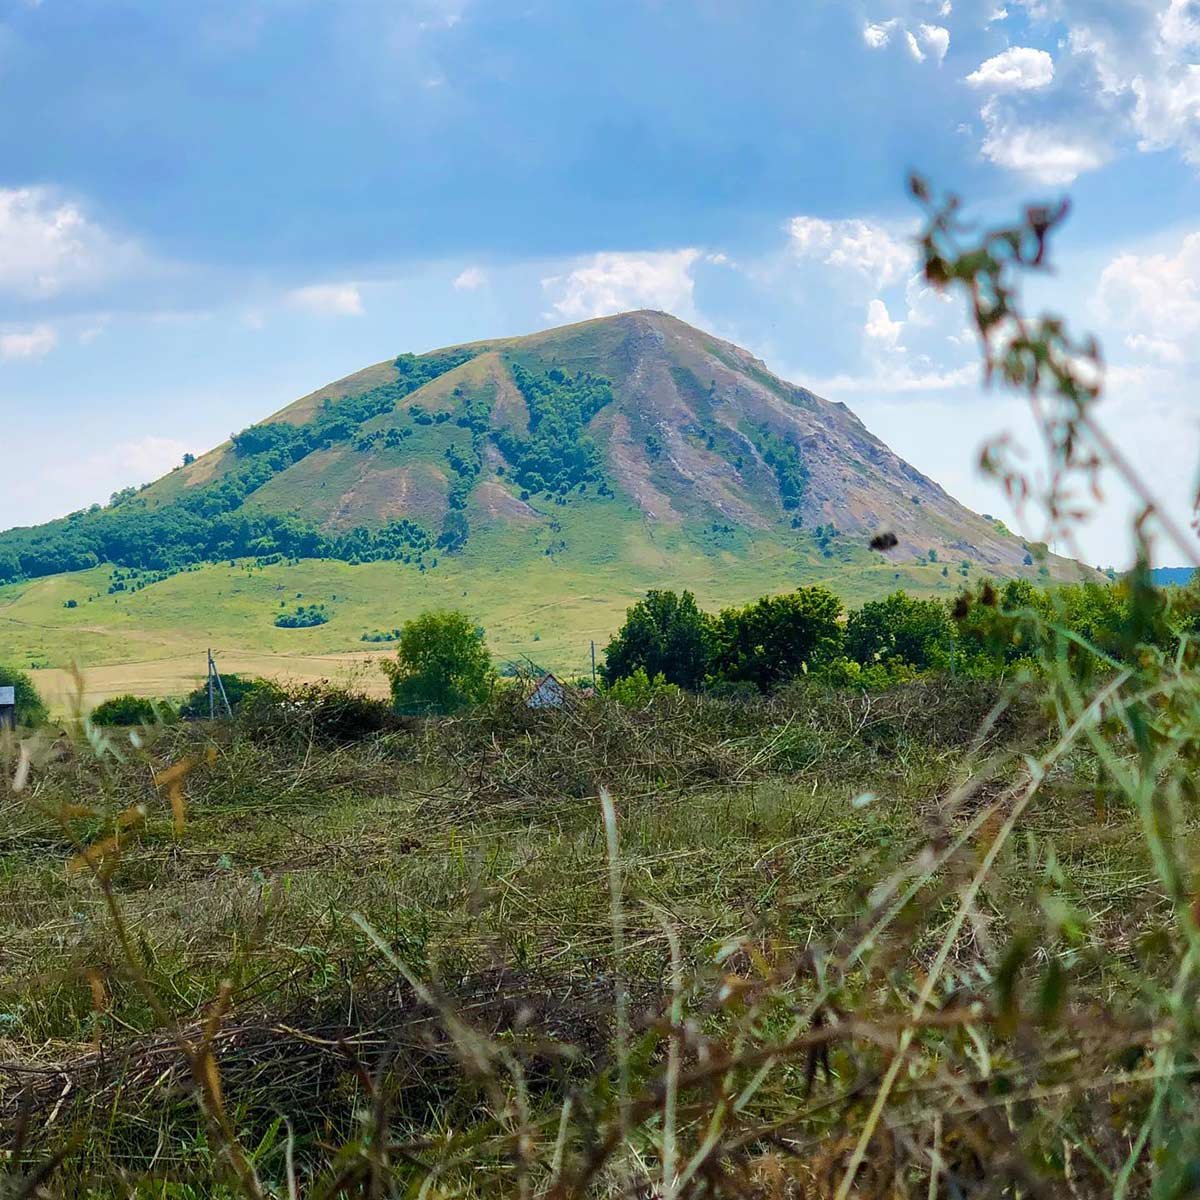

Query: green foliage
[90,694,176,726]
[494,360,614,495]
[274,603,329,629]
[177,673,281,720]
[749,426,809,510]
[601,589,716,690]
[382,609,495,715]
[606,667,680,707]
[713,586,844,690]
[846,591,954,671]
[0,664,47,725]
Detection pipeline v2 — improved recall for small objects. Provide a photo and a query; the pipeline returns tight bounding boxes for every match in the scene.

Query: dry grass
[0,676,1186,1197]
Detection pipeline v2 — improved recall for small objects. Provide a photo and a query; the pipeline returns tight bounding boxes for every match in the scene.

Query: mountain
[0,311,1091,700]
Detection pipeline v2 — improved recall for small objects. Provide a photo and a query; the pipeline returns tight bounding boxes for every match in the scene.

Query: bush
[0,664,47,726]
[275,603,329,629]
[607,667,680,707]
[90,694,176,726]
[382,610,495,716]
[178,673,282,720]
[237,681,398,745]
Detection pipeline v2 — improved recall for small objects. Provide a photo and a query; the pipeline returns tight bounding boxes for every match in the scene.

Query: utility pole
[207,649,233,719]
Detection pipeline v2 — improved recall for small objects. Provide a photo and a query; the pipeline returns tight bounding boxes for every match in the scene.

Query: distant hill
[0,311,1099,704]
[2,311,1082,583]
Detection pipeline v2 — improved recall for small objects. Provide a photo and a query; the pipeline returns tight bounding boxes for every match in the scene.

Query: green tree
[846,591,953,671]
[713,587,843,691]
[382,610,494,715]
[601,590,715,690]
[0,664,47,726]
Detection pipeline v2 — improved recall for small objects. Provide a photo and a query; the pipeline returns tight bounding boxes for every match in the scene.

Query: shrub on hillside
[90,694,177,726]
[382,610,495,716]
[275,603,329,628]
[0,664,47,726]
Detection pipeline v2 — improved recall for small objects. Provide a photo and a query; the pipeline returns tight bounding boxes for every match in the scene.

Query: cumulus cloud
[864,298,904,347]
[542,249,702,320]
[1098,231,1200,364]
[863,19,898,49]
[0,187,140,300]
[788,216,913,286]
[966,46,1054,92]
[0,324,57,360]
[977,97,1110,182]
[453,265,488,290]
[287,282,364,316]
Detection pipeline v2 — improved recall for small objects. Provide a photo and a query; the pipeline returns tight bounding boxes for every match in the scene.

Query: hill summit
[3,311,1075,589]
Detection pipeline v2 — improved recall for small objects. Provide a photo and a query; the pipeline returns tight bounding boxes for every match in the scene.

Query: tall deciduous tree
[383,610,494,715]
[601,590,715,690]
[714,587,843,691]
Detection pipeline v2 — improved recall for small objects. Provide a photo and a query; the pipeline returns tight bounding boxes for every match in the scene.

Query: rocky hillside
[1,311,1079,586]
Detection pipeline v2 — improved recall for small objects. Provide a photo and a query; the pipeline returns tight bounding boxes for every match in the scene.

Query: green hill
[0,311,1090,705]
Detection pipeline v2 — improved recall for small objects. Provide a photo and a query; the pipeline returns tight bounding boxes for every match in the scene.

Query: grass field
[0,678,1180,1196]
[0,508,984,710]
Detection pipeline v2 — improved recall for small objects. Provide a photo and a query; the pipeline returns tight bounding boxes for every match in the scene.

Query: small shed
[0,686,15,731]
[526,673,569,710]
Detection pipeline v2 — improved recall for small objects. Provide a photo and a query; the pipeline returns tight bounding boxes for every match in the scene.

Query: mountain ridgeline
[0,311,1075,587]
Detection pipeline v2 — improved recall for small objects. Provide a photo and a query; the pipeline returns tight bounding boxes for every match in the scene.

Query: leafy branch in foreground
[912,175,1199,569]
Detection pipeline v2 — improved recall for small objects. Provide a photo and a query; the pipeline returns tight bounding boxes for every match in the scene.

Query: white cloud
[106,435,192,480]
[918,24,950,65]
[864,17,947,63]
[0,187,139,299]
[863,19,898,49]
[542,249,702,320]
[977,97,1110,182]
[0,324,57,360]
[966,46,1055,92]
[287,282,364,316]
[788,216,913,286]
[1098,231,1200,364]
[864,298,904,347]
[453,265,488,290]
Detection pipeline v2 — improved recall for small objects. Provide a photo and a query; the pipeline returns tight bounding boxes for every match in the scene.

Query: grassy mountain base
[0,500,987,708]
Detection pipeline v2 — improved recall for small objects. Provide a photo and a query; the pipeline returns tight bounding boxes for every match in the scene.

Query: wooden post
[590,640,597,691]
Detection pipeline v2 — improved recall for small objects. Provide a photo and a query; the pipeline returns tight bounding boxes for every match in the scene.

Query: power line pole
[207,649,233,719]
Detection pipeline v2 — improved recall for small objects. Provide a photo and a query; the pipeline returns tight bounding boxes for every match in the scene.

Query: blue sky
[2,0,1199,565]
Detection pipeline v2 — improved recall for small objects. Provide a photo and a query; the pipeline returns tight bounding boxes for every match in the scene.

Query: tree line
[600,571,1199,694]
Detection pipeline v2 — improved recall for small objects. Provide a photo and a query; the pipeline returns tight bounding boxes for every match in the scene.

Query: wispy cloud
[287,282,364,316]
[0,324,57,361]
